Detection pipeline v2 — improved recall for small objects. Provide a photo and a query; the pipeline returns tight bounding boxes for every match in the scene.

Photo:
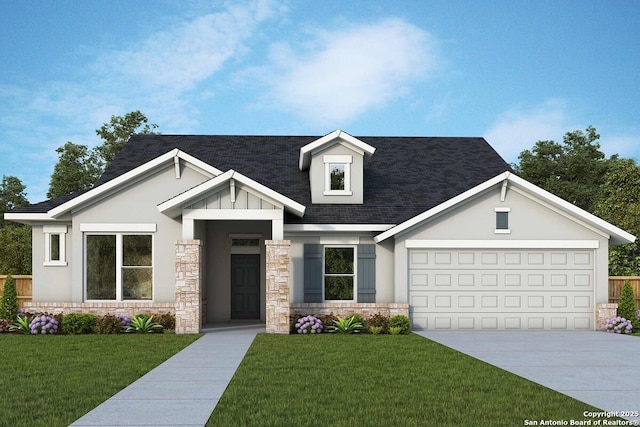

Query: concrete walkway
[416,331,640,423]
[71,325,264,427]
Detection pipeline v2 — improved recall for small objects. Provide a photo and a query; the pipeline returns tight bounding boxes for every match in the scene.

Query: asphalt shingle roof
[15,134,513,224]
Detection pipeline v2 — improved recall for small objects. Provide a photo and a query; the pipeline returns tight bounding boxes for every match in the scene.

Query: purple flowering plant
[605,316,633,334]
[29,314,59,335]
[295,315,323,334]
[116,314,131,327]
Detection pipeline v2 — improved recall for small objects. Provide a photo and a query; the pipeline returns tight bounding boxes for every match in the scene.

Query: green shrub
[389,326,403,335]
[388,314,411,335]
[617,281,638,330]
[366,313,390,333]
[61,313,98,334]
[350,313,366,331]
[0,275,19,322]
[369,325,383,335]
[95,314,123,334]
[328,315,363,334]
[123,315,163,333]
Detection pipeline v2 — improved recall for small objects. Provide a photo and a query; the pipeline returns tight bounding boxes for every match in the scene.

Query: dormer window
[324,155,352,195]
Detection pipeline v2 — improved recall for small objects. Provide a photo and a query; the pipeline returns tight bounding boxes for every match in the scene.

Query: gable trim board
[299,129,375,170]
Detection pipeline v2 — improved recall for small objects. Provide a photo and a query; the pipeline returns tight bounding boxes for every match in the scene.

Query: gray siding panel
[357,244,376,303]
[304,244,323,303]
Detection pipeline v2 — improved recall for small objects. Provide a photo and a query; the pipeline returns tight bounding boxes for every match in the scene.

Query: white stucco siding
[308,142,365,204]
[32,225,73,301]
[396,185,611,330]
[69,165,210,303]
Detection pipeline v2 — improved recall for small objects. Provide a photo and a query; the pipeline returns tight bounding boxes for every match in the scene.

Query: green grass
[208,334,612,427]
[0,334,200,427]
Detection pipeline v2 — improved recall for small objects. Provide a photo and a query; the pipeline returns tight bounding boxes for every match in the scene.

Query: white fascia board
[506,173,636,245]
[157,170,234,215]
[299,130,376,170]
[374,172,510,243]
[158,170,306,218]
[80,223,157,233]
[183,209,283,221]
[48,149,223,219]
[4,212,61,224]
[405,239,600,249]
[284,224,395,232]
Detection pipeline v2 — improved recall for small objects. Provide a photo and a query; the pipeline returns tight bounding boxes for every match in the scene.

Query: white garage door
[409,249,594,330]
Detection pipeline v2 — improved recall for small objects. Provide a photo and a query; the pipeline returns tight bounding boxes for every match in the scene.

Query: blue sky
[1,1,639,203]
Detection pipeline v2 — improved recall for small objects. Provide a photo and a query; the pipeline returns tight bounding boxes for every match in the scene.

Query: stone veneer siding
[596,302,618,331]
[23,302,175,318]
[175,240,202,334]
[266,240,290,334]
[291,303,409,320]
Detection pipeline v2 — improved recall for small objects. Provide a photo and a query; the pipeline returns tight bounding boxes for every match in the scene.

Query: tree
[47,142,102,199]
[515,126,614,212]
[594,159,640,275]
[0,274,18,321]
[617,281,638,329]
[0,175,29,227]
[0,226,32,274]
[95,110,158,165]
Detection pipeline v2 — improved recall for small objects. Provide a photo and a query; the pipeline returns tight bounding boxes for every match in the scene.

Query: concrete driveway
[415,331,640,423]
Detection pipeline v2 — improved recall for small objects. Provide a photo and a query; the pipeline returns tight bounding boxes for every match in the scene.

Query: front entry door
[231,254,260,319]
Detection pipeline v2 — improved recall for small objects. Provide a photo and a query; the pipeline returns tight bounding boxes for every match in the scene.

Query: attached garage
[407,243,596,330]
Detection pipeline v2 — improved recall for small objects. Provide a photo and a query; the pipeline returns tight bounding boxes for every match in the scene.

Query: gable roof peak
[299,129,376,170]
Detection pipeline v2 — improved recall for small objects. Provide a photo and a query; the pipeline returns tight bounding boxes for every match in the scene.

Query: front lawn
[0,334,200,427]
[208,334,608,427]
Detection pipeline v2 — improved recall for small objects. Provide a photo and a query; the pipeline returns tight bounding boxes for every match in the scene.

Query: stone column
[175,240,202,334]
[596,303,618,331]
[265,240,291,334]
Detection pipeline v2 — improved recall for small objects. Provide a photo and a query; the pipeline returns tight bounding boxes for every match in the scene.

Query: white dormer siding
[300,130,375,205]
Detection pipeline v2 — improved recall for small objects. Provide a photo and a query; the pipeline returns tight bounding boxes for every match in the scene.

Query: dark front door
[231,254,260,319]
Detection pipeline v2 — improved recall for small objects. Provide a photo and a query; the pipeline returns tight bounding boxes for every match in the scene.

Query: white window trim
[322,245,357,302]
[84,232,154,302]
[323,155,353,196]
[494,207,511,234]
[80,223,157,233]
[43,225,67,266]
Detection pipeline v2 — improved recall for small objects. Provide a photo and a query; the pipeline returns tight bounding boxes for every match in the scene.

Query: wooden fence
[608,276,640,306]
[0,275,32,309]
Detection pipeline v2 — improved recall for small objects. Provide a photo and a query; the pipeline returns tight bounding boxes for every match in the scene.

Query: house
[6,130,635,333]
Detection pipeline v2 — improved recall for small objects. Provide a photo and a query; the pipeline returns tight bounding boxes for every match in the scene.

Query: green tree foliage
[0,176,29,227]
[515,126,615,212]
[95,110,159,165]
[47,142,102,199]
[0,176,31,274]
[617,281,638,328]
[0,274,19,321]
[594,159,640,275]
[0,226,32,274]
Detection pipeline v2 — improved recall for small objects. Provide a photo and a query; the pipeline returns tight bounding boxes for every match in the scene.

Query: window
[323,155,352,195]
[324,246,356,301]
[44,225,67,266]
[85,234,153,300]
[495,207,510,233]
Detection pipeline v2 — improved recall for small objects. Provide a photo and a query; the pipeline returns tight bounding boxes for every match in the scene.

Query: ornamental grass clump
[29,314,59,335]
[605,316,633,334]
[295,315,323,334]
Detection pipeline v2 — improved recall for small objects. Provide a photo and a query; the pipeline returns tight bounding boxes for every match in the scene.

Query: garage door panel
[410,291,592,312]
[408,311,594,330]
[409,249,594,330]
[409,250,593,269]
[409,270,593,291]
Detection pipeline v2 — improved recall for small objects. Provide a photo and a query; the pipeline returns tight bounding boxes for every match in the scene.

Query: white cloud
[261,18,440,126]
[483,99,577,163]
